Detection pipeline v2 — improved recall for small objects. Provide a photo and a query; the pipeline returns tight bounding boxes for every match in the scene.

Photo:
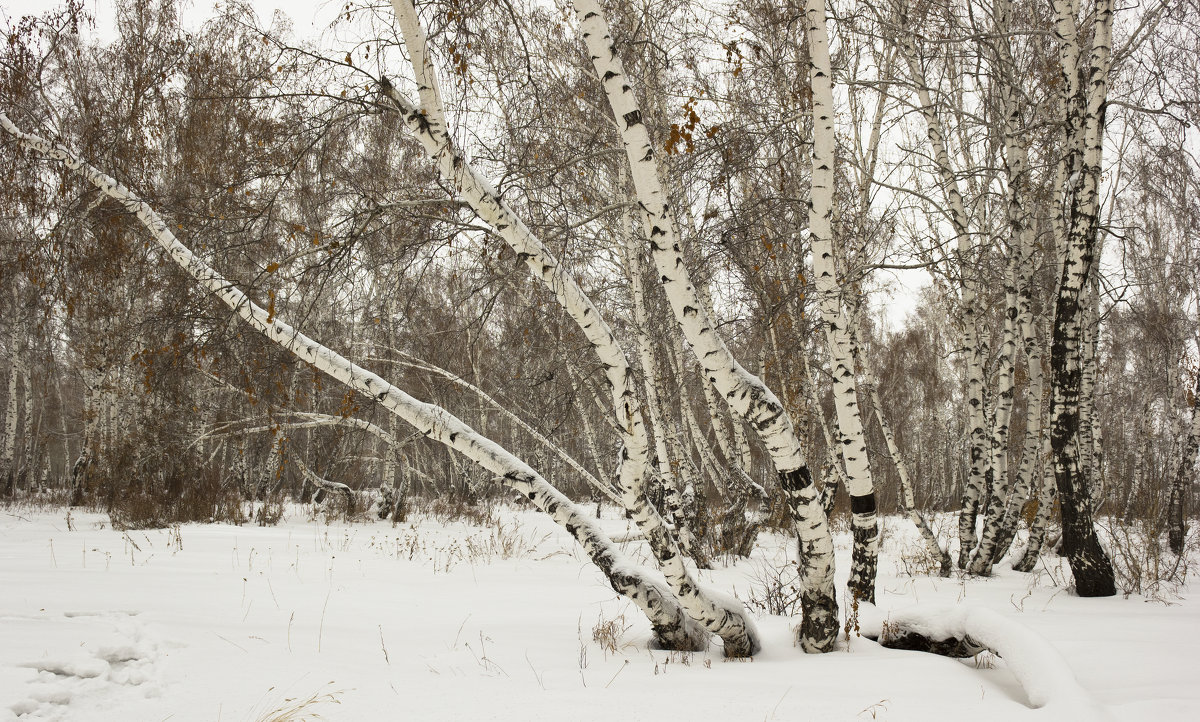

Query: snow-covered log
[862,604,1113,720]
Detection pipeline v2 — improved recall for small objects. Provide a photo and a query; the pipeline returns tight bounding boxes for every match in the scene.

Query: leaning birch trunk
[868,381,951,577]
[1167,374,1200,555]
[572,0,838,652]
[1044,0,1116,596]
[385,0,760,657]
[805,0,879,603]
[0,110,710,651]
[627,238,694,556]
[896,23,989,570]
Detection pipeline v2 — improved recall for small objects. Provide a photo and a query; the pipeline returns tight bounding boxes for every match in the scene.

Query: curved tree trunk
[384,0,760,657]
[573,0,838,652]
[0,110,714,652]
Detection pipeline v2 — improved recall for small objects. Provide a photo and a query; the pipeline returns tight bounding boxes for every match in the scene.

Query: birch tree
[1044,0,1117,596]
[0,109,721,652]
[573,0,839,651]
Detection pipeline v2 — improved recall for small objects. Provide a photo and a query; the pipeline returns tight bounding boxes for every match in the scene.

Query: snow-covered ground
[1,502,1196,721]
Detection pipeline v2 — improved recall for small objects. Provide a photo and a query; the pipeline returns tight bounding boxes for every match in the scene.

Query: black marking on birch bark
[623,110,642,127]
[779,466,814,492]
[849,493,876,515]
[603,70,618,82]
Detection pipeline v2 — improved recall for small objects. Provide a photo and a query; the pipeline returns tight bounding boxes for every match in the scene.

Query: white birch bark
[572,0,838,651]
[1012,432,1057,573]
[19,366,34,489]
[70,369,100,505]
[373,350,620,505]
[386,0,759,655]
[805,0,879,604]
[0,110,711,651]
[975,17,1044,566]
[1044,0,1117,596]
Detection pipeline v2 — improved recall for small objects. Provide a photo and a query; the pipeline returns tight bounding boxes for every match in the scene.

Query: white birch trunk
[1012,432,1057,573]
[572,0,838,651]
[386,0,760,657]
[1044,0,1117,596]
[805,0,879,603]
[0,110,711,651]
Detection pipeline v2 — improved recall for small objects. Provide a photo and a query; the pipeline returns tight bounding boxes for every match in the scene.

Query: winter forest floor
[1,501,1197,721]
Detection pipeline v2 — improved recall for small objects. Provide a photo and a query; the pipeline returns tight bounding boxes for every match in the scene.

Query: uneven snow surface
[1,505,1196,720]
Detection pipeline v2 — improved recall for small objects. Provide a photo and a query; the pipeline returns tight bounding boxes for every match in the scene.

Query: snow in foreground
[1,504,1196,721]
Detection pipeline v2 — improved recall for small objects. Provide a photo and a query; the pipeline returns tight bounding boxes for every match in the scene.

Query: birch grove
[1,0,1198,670]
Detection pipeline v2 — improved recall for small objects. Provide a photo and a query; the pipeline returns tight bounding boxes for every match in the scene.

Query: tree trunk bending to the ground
[805,0,879,604]
[1168,373,1199,555]
[385,0,760,658]
[1044,0,1117,597]
[0,110,712,653]
[573,0,838,653]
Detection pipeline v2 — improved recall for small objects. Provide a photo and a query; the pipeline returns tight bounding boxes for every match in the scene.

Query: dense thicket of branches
[1,0,1197,631]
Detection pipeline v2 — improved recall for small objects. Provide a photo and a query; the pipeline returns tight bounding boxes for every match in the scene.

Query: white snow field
[1,503,1196,721]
